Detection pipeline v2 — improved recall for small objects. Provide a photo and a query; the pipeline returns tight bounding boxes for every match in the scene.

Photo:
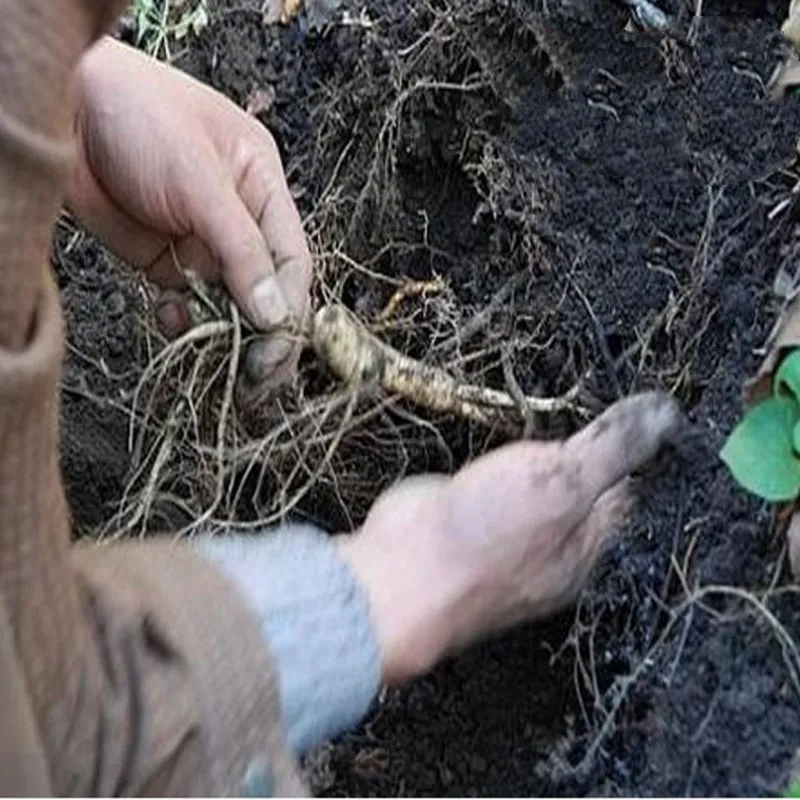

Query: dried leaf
[745,295,800,404]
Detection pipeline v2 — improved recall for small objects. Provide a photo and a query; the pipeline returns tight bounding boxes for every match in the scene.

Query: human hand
[337,391,683,685]
[69,37,312,395]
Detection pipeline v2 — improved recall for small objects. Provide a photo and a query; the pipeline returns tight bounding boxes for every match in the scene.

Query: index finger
[562,390,683,514]
[240,137,313,323]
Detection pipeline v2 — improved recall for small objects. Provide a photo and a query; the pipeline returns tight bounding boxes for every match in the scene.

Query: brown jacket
[0,5,305,796]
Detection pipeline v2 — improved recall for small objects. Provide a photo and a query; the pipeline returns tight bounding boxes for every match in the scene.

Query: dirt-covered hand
[337,391,683,685]
[69,37,312,395]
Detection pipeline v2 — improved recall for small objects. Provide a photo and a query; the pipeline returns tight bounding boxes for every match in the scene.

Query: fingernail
[244,335,294,384]
[156,296,190,337]
[249,277,289,329]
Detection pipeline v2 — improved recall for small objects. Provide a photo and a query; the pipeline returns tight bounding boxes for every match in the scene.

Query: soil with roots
[57,0,800,795]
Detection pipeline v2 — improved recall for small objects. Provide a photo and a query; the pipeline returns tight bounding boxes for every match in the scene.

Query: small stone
[107,335,126,358]
[106,291,127,319]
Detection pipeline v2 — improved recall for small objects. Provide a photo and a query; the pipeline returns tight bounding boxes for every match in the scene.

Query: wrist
[334,524,463,686]
[195,525,381,756]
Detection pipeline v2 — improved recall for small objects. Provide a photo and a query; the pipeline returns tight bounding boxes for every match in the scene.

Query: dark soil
[56,223,144,532]
[57,0,800,794]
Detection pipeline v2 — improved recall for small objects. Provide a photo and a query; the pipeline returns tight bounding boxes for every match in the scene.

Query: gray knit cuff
[193,524,380,757]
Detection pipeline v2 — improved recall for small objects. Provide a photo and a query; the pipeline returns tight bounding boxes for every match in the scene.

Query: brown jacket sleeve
[0,5,305,796]
[0,597,52,797]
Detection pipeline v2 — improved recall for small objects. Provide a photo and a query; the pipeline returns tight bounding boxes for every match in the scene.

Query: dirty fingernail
[249,277,289,329]
[156,295,190,337]
[642,391,684,441]
[244,335,294,384]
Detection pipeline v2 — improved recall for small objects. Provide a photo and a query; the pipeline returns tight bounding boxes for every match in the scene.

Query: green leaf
[720,396,800,501]
[785,778,800,798]
[774,349,800,401]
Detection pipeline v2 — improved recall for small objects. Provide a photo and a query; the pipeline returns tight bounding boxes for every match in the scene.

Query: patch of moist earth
[58,0,800,795]
[55,224,144,533]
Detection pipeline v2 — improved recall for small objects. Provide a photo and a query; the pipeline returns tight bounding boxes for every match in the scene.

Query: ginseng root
[312,304,585,428]
[181,270,586,428]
